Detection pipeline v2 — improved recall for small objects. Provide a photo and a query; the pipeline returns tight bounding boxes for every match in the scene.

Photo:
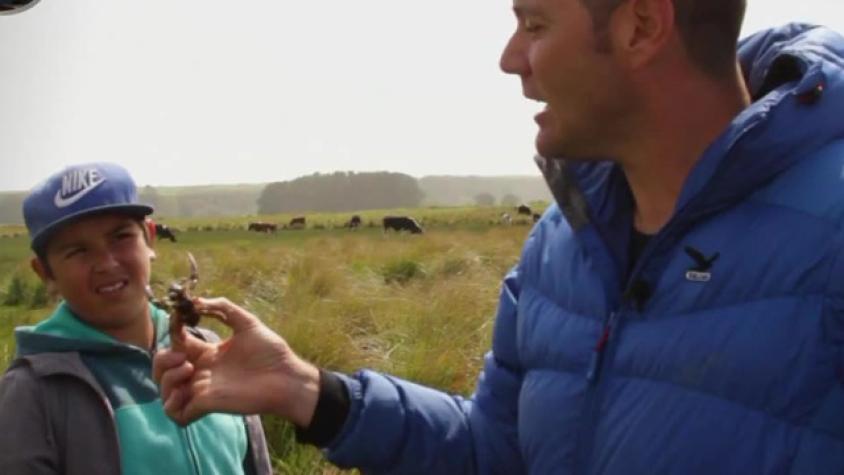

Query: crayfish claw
[187,252,199,290]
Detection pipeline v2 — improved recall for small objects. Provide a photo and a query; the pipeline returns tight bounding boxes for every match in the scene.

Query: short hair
[583,0,747,77]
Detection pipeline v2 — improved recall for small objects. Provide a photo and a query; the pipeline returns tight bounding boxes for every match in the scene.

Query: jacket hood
[678,23,844,215]
[14,301,171,357]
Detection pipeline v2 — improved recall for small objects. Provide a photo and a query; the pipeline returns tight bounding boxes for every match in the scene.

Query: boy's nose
[92,249,120,272]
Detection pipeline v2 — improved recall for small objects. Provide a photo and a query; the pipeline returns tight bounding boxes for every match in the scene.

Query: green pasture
[0,205,540,474]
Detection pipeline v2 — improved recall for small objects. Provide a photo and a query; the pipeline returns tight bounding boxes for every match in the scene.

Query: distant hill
[0,175,551,224]
[137,183,265,220]
[419,175,550,207]
[0,192,25,226]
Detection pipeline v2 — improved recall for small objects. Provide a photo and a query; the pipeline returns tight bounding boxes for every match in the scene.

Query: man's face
[500,0,636,160]
[35,213,153,332]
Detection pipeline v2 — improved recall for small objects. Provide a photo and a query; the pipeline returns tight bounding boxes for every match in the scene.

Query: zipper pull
[587,312,618,383]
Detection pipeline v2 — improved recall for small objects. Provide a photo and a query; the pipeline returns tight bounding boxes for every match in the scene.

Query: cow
[248,222,277,233]
[500,213,512,225]
[154,223,177,242]
[382,216,424,234]
[345,215,362,229]
[289,216,306,229]
[533,213,541,223]
[516,204,532,216]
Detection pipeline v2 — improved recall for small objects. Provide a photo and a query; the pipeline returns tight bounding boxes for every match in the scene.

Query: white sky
[1,1,843,192]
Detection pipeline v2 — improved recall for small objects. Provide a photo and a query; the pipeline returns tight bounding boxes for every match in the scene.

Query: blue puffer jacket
[325,24,844,474]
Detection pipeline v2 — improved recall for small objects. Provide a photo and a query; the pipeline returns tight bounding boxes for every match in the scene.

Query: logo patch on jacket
[684,246,719,282]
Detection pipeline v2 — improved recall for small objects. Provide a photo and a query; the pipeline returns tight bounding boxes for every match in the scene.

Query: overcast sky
[1,1,843,191]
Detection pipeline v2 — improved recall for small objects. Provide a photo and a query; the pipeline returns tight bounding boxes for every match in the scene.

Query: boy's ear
[31,257,53,284]
[145,218,157,244]
[143,218,157,261]
[31,258,59,300]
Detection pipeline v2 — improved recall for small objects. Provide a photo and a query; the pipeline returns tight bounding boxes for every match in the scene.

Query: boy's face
[32,213,155,332]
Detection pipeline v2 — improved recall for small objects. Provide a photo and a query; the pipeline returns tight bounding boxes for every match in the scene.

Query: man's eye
[523,18,543,33]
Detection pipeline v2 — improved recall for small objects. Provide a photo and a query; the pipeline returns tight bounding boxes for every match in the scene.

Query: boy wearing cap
[0,163,272,474]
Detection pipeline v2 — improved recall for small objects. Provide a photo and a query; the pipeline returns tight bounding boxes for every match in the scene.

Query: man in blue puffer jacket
[154,0,844,473]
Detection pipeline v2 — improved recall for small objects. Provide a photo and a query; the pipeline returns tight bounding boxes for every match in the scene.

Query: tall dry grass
[0,207,536,474]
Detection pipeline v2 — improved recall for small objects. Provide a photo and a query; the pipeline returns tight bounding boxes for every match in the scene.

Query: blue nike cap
[23,162,154,253]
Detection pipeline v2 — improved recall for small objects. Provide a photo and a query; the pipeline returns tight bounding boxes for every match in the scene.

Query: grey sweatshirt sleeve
[243,415,273,475]
[0,362,60,474]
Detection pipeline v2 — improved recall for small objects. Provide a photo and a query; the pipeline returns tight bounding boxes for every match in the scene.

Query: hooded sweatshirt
[3,301,268,475]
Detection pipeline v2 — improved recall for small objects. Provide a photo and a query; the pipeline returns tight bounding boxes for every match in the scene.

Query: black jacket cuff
[294,368,350,447]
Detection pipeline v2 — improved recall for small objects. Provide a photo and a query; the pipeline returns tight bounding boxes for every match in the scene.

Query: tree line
[0,173,549,224]
[257,171,424,214]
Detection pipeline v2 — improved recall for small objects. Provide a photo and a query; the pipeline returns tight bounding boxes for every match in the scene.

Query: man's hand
[153,297,321,427]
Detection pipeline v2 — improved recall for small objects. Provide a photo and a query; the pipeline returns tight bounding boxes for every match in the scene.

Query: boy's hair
[23,162,154,258]
[583,0,747,77]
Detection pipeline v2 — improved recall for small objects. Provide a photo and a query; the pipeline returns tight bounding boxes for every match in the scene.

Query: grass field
[0,205,538,474]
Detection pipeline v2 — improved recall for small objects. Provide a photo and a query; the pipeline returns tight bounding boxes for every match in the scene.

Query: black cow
[517,204,532,216]
[155,223,177,242]
[532,213,541,223]
[248,222,277,233]
[289,216,306,229]
[346,215,362,229]
[383,216,424,234]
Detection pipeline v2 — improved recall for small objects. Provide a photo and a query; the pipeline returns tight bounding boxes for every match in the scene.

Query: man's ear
[608,0,676,70]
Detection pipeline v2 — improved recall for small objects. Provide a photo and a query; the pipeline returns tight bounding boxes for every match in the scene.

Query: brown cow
[248,222,277,233]
[289,216,306,229]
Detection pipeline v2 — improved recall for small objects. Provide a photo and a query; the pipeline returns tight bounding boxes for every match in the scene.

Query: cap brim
[30,203,154,253]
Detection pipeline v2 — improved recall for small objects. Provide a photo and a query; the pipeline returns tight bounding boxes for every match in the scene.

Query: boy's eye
[64,247,85,259]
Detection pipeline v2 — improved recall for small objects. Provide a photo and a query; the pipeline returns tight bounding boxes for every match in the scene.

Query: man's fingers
[193,297,261,333]
[153,349,186,383]
[162,387,188,422]
[170,325,187,353]
[181,392,214,425]
[181,331,216,362]
[158,360,195,401]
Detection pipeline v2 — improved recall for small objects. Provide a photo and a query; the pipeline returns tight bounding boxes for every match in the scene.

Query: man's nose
[499,33,529,76]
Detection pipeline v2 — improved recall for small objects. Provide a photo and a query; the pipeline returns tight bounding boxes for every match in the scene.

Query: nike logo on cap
[53,168,106,208]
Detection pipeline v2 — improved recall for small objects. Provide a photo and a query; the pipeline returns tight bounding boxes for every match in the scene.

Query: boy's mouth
[96,279,129,295]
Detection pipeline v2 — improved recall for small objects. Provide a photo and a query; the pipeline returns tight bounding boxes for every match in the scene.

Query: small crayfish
[147,252,201,341]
